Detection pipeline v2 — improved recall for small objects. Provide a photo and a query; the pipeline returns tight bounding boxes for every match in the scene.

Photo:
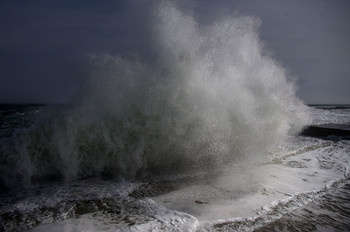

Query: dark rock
[301,124,350,139]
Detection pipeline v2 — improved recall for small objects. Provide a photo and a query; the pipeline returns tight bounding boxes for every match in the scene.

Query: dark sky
[1,0,349,104]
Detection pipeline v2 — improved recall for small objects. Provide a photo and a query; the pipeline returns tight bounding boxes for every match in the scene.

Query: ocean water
[1,2,349,231]
[0,105,349,232]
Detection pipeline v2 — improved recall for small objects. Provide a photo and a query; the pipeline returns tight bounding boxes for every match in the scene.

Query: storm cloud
[0,0,349,104]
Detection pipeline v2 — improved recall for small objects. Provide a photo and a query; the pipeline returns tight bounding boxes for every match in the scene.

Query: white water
[0,108,349,231]
[1,127,346,232]
[0,2,308,189]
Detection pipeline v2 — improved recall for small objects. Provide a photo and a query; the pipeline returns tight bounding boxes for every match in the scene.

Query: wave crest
[0,2,309,189]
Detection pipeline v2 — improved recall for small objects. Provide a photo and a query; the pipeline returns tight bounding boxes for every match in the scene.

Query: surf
[0,1,309,189]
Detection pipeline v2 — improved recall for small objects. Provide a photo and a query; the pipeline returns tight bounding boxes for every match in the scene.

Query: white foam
[310,107,350,125]
[152,140,350,224]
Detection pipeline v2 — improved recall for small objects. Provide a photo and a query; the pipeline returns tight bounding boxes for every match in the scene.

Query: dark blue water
[0,104,43,138]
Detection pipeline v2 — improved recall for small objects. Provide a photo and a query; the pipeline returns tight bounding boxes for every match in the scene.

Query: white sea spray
[0,2,309,188]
